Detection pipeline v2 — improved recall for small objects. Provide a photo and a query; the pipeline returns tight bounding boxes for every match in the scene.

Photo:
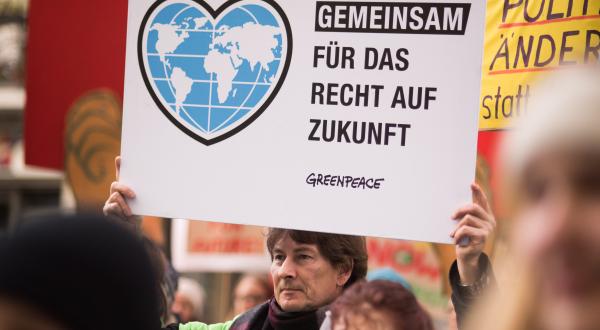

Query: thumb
[115,156,121,180]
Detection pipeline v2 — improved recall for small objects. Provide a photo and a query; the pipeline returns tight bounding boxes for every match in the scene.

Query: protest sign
[121,0,486,243]
[479,0,600,130]
[367,238,448,324]
[171,219,270,272]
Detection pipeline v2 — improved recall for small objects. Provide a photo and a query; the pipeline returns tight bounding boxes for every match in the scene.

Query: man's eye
[299,254,312,260]
[273,254,285,262]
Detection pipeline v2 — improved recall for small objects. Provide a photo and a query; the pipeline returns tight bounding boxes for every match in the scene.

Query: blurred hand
[102,156,138,224]
[450,183,496,284]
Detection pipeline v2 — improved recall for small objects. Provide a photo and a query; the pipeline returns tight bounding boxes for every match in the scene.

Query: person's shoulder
[229,300,271,327]
[173,300,271,330]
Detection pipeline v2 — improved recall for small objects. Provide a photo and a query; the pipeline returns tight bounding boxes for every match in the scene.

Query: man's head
[266,228,368,312]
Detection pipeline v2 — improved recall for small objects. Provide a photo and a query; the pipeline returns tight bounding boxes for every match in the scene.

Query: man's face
[514,151,600,330]
[270,234,350,312]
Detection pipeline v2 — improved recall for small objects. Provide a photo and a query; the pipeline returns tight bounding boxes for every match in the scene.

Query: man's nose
[278,257,297,278]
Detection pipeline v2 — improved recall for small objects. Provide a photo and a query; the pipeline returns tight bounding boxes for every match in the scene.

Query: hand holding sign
[103,156,139,226]
[450,183,496,285]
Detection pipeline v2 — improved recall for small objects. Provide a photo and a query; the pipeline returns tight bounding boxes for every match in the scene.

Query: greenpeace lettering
[315,1,471,35]
[306,172,385,189]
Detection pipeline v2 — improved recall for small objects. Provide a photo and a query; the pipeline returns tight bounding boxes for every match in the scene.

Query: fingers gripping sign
[450,183,496,284]
[103,156,139,225]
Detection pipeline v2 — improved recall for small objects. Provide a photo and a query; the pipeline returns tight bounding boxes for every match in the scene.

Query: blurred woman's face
[513,150,600,330]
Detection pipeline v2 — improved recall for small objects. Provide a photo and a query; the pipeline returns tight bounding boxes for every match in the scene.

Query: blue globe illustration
[144,2,284,136]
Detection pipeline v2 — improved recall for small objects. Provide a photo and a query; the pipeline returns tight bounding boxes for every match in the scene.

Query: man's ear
[336,260,354,287]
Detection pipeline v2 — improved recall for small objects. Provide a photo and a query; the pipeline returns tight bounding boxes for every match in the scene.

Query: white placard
[121,0,485,243]
[171,219,270,272]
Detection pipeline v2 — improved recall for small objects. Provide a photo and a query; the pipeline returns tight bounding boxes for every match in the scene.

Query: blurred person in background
[367,267,413,291]
[172,277,207,323]
[467,67,600,330]
[329,280,433,330]
[0,214,161,330]
[231,273,273,317]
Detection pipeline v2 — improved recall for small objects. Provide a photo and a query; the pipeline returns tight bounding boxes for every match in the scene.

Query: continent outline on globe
[137,0,293,145]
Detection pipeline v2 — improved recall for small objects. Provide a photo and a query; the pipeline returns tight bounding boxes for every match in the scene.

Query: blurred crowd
[0,67,599,330]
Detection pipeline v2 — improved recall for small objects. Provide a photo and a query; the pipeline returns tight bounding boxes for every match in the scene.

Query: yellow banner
[480,0,600,130]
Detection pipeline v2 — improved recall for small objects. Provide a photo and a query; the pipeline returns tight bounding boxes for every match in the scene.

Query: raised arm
[448,183,496,328]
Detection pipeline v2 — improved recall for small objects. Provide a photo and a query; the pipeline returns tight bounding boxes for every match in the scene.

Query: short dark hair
[266,228,368,289]
[330,280,433,330]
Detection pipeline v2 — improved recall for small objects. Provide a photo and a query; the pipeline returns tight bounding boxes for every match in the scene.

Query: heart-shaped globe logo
[138,0,292,145]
